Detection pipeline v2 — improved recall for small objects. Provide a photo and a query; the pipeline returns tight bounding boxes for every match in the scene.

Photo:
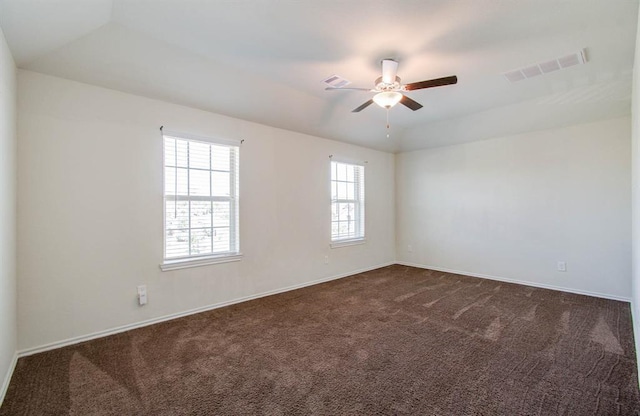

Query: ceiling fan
[326,59,458,113]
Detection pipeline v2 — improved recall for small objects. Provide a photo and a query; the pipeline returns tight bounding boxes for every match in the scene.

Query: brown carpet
[2,265,640,415]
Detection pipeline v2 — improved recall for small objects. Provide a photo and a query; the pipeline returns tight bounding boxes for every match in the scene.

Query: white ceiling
[0,0,637,152]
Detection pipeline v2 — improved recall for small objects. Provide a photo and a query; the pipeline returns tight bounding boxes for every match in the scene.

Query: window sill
[330,238,366,249]
[160,253,243,271]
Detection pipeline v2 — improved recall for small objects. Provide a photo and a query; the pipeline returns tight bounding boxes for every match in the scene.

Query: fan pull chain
[386,108,390,138]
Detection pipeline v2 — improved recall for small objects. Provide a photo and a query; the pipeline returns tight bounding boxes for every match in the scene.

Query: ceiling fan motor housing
[375,76,402,92]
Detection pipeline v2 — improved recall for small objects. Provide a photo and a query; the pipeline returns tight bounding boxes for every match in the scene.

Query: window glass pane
[165,168,176,195]
[339,203,354,221]
[338,221,349,238]
[346,164,355,182]
[166,229,189,258]
[212,227,230,252]
[213,202,230,227]
[346,182,355,200]
[189,169,211,196]
[337,182,347,200]
[337,163,347,181]
[331,203,339,221]
[189,141,210,170]
[212,146,230,171]
[191,201,212,228]
[212,171,230,197]
[190,228,212,255]
[176,168,188,196]
[166,201,189,230]
[164,138,176,166]
[175,139,188,168]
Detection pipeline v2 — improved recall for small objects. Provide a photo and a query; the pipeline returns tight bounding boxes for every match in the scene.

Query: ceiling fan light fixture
[373,91,402,108]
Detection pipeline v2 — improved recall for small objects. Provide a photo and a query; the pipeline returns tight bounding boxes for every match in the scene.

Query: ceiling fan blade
[352,99,374,112]
[404,75,458,91]
[400,95,423,111]
[382,59,399,84]
[325,87,374,91]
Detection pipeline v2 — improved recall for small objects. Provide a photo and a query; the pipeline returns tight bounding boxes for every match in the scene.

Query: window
[161,132,240,270]
[330,160,365,246]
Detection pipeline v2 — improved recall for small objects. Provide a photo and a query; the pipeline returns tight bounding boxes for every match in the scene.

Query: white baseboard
[396,261,632,302]
[18,261,395,357]
[0,351,18,407]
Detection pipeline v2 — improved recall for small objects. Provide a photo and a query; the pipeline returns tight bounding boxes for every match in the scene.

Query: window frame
[160,130,242,271]
[330,158,365,248]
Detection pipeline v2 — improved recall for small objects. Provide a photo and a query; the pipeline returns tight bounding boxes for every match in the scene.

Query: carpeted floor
[2,265,639,415]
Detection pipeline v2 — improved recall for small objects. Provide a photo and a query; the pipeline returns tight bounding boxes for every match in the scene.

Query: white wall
[17,70,395,352]
[0,27,17,403]
[631,6,640,367]
[396,117,631,299]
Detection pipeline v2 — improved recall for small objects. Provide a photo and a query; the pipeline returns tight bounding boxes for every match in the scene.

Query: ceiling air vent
[539,59,561,73]
[322,75,351,88]
[503,49,587,83]
[521,65,542,78]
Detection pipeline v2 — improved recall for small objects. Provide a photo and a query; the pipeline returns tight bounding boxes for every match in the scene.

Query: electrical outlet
[137,285,147,305]
[408,245,413,252]
[324,255,329,265]
[557,261,567,272]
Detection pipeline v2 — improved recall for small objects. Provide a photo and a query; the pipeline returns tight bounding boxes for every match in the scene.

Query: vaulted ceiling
[0,0,637,152]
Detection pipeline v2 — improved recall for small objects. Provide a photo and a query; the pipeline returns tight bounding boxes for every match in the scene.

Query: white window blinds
[331,160,365,242]
[163,133,239,261]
